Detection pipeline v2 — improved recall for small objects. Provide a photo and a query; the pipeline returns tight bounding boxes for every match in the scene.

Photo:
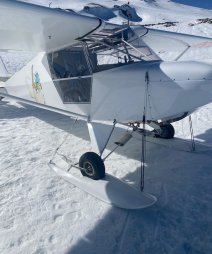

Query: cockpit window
[53,78,91,103]
[48,47,92,104]
[49,49,90,79]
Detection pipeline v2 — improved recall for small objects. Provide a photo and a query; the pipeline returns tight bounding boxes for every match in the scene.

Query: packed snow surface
[0,0,212,253]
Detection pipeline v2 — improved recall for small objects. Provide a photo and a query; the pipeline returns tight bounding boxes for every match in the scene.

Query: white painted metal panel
[148,61,212,119]
[91,62,149,122]
[141,28,212,61]
[0,0,101,53]
[91,61,212,122]
[91,61,152,122]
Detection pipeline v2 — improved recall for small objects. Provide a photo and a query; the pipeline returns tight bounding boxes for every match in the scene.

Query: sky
[173,0,212,10]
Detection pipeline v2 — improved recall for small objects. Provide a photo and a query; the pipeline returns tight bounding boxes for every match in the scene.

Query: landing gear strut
[139,122,175,139]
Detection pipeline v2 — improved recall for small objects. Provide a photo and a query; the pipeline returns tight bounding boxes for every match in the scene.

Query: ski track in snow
[0,0,212,253]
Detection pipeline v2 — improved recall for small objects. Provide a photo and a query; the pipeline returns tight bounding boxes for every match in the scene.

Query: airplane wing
[142,28,212,60]
[0,0,102,53]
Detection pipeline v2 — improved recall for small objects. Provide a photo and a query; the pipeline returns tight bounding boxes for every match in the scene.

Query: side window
[48,48,92,104]
[54,78,92,103]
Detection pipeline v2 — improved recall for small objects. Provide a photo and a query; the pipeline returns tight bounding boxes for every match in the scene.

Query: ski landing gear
[146,122,175,139]
[48,119,157,209]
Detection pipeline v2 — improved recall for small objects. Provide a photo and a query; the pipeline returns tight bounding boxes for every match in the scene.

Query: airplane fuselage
[4,51,212,125]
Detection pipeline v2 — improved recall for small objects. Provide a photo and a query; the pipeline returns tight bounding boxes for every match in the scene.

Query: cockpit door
[48,47,92,104]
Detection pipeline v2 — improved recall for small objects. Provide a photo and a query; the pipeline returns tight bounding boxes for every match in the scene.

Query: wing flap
[0,0,101,53]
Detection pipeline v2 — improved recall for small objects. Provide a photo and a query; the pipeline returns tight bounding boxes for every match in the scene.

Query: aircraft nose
[159,61,212,95]
[147,61,212,119]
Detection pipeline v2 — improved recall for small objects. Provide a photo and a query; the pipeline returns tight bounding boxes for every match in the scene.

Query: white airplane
[0,1,212,208]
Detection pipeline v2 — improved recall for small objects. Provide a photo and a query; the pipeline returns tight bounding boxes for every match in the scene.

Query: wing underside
[0,0,102,53]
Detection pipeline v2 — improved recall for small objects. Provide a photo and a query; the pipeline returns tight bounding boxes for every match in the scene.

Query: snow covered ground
[0,1,212,254]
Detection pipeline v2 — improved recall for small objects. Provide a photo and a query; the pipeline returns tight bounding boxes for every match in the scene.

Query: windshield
[82,24,160,70]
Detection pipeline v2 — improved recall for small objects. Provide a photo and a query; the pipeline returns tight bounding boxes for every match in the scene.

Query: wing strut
[189,116,196,151]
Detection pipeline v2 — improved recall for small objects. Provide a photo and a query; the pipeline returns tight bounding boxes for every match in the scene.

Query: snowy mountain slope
[0,1,212,254]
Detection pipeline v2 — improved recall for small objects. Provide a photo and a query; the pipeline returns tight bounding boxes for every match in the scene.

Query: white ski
[48,161,157,210]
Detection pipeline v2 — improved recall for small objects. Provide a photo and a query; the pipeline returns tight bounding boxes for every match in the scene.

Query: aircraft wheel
[79,152,105,180]
[157,124,175,139]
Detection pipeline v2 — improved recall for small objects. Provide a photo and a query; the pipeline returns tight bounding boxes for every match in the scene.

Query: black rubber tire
[79,152,105,180]
[159,124,175,139]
